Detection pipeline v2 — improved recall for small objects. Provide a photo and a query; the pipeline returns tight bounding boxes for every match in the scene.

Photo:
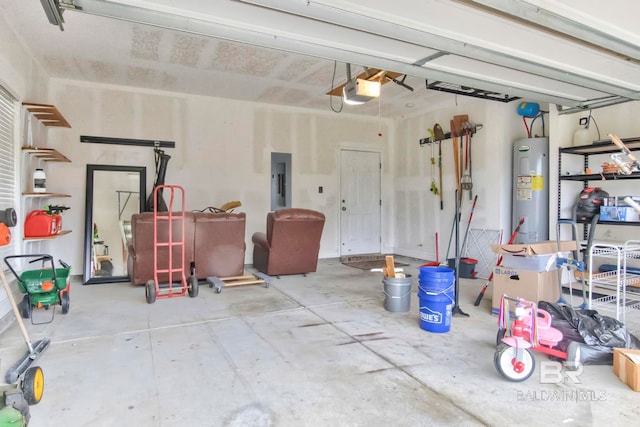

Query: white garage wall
[392,98,530,261]
[394,98,640,264]
[0,19,50,323]
[2,10,640,290]
[44,79,397,270]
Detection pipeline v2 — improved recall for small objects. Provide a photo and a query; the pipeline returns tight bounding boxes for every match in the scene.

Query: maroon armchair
[252,208,325,277]
[127,212,195,286]
[128,211,246,285]
[193,211,246,279]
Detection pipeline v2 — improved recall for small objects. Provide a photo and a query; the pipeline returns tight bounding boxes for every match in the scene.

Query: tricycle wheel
[22,366,44,405]
[20,295,31,319]
[494,343,535,382]
[60,290,70,314]
[496,328,506,346]
[145,280,156,304]
[188,276,199,298]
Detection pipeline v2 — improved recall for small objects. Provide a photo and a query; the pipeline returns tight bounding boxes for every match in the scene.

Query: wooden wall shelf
[22,147,71,162]
[22,102,71,128]
[22,192,71,198]
[24,230,72,241]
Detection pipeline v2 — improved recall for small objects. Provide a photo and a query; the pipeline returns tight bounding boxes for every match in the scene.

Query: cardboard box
[491,267,560,314]
[500,253,566,272]
[613,348,640,391]
[491,240,577,272]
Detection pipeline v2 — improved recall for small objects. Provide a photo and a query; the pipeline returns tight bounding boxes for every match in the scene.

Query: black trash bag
[538,301,640,365]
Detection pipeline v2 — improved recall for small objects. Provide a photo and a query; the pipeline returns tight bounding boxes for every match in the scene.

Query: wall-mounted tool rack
[418,123,483,146]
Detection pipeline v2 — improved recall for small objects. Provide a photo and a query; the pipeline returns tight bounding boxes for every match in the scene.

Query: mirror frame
[83,164,146,285]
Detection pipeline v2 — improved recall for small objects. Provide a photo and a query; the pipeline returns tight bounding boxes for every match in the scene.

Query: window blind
[0,85,17,261]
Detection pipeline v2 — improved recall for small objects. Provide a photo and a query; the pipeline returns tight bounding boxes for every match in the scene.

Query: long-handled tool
[0,268,50,384]
[433,124,445,210]
[452,190,469,317]
[474,217,525,306]
[427,129,439,196]
[461,195,478,257]
[451,122,462,205]
[461,123,474,200]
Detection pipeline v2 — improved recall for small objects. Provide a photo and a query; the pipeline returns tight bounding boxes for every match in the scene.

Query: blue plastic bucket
[418,266,455,333]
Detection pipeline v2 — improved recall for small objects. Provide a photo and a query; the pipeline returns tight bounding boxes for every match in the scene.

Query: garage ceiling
[2,0,639,117]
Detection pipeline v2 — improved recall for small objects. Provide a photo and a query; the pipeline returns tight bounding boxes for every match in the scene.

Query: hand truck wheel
[188,276,199,298]
[145,280,156,304]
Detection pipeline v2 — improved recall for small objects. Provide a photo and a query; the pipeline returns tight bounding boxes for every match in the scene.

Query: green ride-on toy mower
[4,254,71,324]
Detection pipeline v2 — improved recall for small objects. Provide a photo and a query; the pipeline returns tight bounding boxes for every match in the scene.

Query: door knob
[342,207,347,211]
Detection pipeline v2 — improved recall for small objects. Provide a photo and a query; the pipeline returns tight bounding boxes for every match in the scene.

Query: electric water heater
[512,137,549,244]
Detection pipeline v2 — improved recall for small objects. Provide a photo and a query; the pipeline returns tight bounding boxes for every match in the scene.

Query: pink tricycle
[494,295,580,381]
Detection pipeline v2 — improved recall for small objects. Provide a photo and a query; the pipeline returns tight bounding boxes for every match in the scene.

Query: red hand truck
[145,185,198,303]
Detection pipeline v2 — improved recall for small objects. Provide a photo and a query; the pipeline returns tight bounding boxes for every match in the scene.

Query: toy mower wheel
[494,344,535,382]
[20,295,31,319]
[60,290,70,314]
[145,280,156,304]
[22,366,44,405]
[188,276,199,298]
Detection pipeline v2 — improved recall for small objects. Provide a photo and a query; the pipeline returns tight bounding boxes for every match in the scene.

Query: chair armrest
[252,232,270,250]
[127,240,136,259]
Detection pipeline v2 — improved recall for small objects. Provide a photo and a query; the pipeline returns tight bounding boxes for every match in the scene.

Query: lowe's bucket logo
[420,306,442,324]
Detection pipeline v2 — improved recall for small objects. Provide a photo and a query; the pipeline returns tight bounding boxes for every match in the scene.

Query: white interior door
[340,149,381,256]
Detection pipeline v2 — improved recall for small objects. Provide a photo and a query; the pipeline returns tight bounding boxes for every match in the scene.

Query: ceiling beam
[466,0,640,61]
[60,0,624,107]
[240,0,640,100]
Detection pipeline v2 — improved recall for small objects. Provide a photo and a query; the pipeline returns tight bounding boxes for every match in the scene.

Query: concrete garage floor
[1,256,639,427]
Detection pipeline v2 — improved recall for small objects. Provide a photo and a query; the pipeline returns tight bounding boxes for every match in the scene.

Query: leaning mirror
[83,165,146,285]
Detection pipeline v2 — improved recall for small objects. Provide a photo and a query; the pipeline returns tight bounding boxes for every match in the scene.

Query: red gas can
[24,210,61,237]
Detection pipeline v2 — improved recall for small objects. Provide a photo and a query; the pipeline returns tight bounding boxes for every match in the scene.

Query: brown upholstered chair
[193,211,246,279]
[252,208,325,277]
[127,212,195,286]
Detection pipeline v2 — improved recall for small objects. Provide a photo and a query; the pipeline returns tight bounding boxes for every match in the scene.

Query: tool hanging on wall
[450,115,469,205]
[145,148,171,213]
[438,140,443,209]
[451,121,462,205]
[433,124,445,210]
[427,128,439,196]
[461,123,473,197]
